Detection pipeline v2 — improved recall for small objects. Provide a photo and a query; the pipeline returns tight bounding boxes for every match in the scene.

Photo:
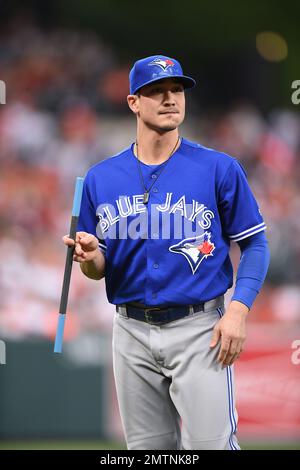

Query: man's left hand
[210,300,249,367]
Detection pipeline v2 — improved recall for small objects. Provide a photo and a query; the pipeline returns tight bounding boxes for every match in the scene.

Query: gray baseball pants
[112,297,240,450]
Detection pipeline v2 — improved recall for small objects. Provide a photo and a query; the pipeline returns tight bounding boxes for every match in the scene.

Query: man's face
[128,78,185,133]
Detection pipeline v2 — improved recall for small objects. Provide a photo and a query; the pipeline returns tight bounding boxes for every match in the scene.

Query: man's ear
[127,94,139,114]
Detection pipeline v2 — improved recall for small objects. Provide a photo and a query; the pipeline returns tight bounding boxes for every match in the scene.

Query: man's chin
[148,118,182,133]
[159,125,178,132]
[158,115,183,132]
[156,120,180,132]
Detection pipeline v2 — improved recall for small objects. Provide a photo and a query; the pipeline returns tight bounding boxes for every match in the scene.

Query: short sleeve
[77,173,107,254]
[218,159,266,242]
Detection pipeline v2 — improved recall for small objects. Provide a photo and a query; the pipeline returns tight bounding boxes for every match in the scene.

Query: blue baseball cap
[129,55,196,95]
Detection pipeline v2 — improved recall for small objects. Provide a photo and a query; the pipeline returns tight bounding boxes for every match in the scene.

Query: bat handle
[59,242,76,315]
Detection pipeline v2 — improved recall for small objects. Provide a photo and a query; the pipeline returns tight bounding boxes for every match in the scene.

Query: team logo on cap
[148,58,175,71]
[169,232,215,274]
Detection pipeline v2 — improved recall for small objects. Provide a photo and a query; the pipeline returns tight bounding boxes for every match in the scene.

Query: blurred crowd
[0,23,300,340]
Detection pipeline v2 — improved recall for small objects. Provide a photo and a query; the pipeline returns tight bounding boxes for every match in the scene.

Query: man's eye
[150,88,162,94]
[173,87,184,93]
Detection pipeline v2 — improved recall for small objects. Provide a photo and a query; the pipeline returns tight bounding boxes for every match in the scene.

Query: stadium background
[0,0,299,450]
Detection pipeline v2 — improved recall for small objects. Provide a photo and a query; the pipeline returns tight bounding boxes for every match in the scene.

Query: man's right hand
[62,231,99,263]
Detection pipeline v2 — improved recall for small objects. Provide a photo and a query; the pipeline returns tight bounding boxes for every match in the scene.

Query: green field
[0,440,299,450]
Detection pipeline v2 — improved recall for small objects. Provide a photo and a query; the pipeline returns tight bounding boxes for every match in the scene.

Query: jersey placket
[144,167,162,305]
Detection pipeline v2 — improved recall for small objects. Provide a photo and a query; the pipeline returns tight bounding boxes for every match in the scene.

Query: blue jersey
[77,138,266,306]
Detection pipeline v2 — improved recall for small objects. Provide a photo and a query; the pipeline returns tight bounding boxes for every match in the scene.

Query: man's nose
[163,90,176,104]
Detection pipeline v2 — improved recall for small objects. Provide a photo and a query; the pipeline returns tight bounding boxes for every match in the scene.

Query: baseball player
[63,55,270,450]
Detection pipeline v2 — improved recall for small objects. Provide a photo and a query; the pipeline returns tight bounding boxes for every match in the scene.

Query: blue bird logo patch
[169,232,215,274]
[148,58,175,71]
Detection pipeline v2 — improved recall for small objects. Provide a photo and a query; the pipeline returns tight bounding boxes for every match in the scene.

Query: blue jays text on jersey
[77,138,267,306]
[96,194,214,238]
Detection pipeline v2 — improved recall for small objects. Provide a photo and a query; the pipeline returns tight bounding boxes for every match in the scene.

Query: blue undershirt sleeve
[231,231,270,310]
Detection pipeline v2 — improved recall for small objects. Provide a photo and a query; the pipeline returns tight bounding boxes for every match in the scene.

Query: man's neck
[134,130,180,165]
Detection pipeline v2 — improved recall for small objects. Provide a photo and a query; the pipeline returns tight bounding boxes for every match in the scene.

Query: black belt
[116,296,224,325]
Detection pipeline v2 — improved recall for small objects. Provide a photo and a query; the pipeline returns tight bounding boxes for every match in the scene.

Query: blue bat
[54,177,84,353]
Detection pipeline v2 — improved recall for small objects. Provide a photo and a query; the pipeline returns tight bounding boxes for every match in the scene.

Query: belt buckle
[144,307,163,324]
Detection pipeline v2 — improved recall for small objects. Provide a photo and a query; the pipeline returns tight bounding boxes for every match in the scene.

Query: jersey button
[151,174,157,179]
[153,188,158,193]
[153,263,159,269]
